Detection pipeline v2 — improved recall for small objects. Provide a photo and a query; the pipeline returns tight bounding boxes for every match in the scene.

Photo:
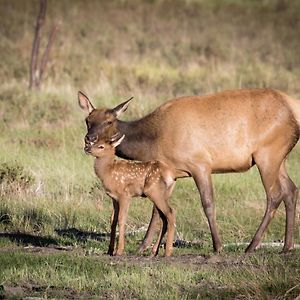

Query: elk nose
[85,134,98,145]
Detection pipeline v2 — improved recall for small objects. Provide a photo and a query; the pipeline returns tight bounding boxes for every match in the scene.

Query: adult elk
[79,88,300,253]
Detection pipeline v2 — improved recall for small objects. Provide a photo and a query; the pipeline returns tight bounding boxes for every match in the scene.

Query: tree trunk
[37,23,60,87]
[29,0,47,89]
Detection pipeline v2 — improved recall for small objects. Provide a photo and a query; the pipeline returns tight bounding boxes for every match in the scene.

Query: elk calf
[86,135,176,257]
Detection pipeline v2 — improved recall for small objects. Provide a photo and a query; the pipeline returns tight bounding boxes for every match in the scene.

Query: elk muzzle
[85,133,98,145]
[84,133,98,154]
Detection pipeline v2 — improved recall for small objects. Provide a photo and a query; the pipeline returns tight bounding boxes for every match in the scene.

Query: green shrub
[0,162,34,189]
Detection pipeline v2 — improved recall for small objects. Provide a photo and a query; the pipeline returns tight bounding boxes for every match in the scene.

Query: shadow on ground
[0,228,109,248]
[55,227,109,242]
[0,232,59,247]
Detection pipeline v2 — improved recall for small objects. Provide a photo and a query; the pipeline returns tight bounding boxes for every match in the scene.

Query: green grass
[1,249,300,299]
[1,0,300,298]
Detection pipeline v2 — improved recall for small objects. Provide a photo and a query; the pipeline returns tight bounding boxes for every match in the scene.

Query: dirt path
[0,243,263,267]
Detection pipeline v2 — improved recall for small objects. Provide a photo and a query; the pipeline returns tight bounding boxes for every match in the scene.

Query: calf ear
[112,134,125,148]
[78,91,95,114]
[111,97,133,117]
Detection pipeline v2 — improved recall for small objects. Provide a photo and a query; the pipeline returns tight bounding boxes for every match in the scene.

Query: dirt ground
[0,243,267,299]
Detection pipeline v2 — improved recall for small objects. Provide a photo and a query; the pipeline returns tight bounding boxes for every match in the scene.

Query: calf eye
[98,145,105,149]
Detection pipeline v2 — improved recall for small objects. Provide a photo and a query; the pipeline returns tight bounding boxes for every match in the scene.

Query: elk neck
[115,115,159,161]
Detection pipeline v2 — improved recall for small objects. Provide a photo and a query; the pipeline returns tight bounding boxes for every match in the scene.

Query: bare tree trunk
[29,0,59,90]
[276,0,288,11]
[29,0,47,89]
[37,23,60,87]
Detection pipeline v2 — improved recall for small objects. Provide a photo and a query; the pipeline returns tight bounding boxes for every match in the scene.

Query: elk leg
[279,162,298,252]
[283,187,298,251]
[192,165,222,252]
[246,196,282,252]
[138,205,160,254]
[162,184,176,257]
[115,197,130,256]
[246,152,284,252]
[108,199,119,255]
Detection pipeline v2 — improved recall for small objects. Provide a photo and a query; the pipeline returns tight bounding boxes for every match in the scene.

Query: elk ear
[110,132,122,142]
[112,134,125,148]
[111,97,133,117]
[78,91,95,114]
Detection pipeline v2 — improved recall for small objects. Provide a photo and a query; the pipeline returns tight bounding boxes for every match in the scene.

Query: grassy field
[1,0,300,298]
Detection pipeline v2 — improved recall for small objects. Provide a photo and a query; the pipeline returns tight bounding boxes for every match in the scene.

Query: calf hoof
[281,245,294,253]
[213,243,223,253]
[149,248,159,258]
[138,240,152,254]
[138,245,147,254]
[107,249,114,256]
[245,242,260,253]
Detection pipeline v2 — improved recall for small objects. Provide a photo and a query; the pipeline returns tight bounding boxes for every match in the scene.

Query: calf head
[78,91,132,150]
[88,134,125,158]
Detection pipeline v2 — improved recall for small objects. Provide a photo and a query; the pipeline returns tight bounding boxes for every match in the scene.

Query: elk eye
[98,145,105,149]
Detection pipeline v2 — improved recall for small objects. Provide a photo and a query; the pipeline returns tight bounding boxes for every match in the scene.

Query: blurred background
[2,0,300,108]
[0,0,299,248]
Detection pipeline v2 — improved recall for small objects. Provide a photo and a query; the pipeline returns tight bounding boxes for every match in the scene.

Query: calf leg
[147,185,176,257]
[108,199,119,255]
[138,205,160,254]
[150,209,168,257]
[152,205,175,257]
[139,181,175,255]
[115,197,130,256]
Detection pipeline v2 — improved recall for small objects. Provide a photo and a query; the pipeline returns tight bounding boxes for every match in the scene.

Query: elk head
[78,91,132,150]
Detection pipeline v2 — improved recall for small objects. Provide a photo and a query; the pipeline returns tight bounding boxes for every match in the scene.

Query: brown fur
[79,88,300,253]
